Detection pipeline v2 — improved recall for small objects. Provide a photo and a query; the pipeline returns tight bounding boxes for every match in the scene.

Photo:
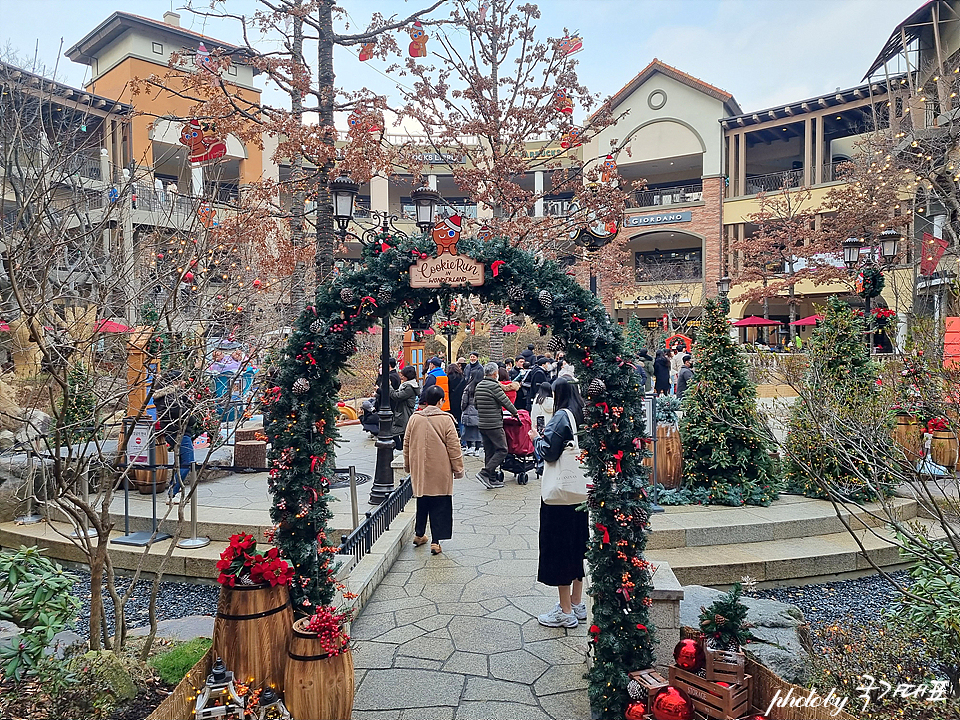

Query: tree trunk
[287,6,308,319]
[315,0,337,292]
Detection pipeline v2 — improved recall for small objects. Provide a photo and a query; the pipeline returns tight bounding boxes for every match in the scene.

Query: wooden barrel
[284,618,355,720]
[931,430,959,470]
[212,583,292,690]
[134,441,168,494]
[642,424,683,489]
[892,414,923,460]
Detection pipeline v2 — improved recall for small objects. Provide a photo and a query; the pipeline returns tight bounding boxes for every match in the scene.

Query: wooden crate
[627,667,668,706]
[669,664,750,720]
[704,643,746,685]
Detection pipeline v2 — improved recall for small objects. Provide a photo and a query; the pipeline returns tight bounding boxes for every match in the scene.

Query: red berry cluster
[304,605,352,656]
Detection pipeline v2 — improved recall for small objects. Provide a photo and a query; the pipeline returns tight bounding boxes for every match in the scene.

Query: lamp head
[843,237,863,270]
[330,173,360,236]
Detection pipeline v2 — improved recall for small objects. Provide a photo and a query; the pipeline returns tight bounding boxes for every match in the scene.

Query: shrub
[148,637,212,686]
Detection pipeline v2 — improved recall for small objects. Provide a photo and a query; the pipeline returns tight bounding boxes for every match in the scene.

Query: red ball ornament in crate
[651,685,694,720]
[673,638,704,672]
[624,700,647,719]
[741,715,769,720]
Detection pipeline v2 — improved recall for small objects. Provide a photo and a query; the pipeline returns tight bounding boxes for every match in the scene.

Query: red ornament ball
[183,272,194,282]
[673,638,705,672]
[624,700,647,720]
[651,686,693,720]
[742,716,769,720]
[252,278,263,288]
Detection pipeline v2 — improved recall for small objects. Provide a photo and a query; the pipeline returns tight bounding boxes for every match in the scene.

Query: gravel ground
[68,569,219,639]
[750,571,910,630]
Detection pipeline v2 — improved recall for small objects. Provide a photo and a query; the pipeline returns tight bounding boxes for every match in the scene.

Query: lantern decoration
[650,685,694,720]
[432,215,462,256]
[358,40,376,61]
[408,21,429,57]
[560,126,583,149]
[377,284,393,304]
[554,88,574,115]
[179,119,228,164]
[673,638,705,672]
[601,154,618,183]
[538,289,553,310]
[477,224,493,241]
[256,687,292,720]
[292,377,311,396]
[340,287,356,304]
[588,378,607,397]
[309,319,323,333]
[557,34,583,55]
[624,701,647,720]
[195,657,245,720]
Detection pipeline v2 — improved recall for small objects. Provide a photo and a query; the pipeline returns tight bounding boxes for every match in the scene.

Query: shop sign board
[625,211,692,227]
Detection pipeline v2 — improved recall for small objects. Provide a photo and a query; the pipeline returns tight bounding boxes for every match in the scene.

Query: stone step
[649,519,939,588]
[647,496,918,550]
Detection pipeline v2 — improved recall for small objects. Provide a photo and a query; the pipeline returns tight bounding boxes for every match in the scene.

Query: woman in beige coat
[403,384,465,555]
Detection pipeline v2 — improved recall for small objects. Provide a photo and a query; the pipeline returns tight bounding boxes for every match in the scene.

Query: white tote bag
[541,409,589,506]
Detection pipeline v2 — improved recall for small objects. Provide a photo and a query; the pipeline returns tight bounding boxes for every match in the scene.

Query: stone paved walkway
[350,466,592,720]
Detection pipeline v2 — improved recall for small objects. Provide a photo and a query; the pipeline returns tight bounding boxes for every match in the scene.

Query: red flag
[396,346,404,370]
[921,232,949,276]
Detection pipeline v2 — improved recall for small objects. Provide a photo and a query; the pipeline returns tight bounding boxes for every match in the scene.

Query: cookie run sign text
[409,256,485,288]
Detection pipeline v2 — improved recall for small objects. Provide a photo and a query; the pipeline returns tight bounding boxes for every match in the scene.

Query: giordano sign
[625,211,692,227]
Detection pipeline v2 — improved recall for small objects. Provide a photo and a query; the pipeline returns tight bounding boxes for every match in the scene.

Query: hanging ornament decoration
[339,287,356,304]
[432,214,462,256]
[408,21,429,58]
[194,42,216,74]
[292,378,311,396]
[377,284,393,304]
[673,638,705,672]
[348,107,382,136]
[358,40,376,61]
[309,319,323,334]
[740,715,770,720]
[538,289,553,310]
[507,285,525,303]
[477,224,494,241]
[340,337,358,355]
[624,701,647,720]
[478,0,489,21]
[920,231,949,276]
[588,378,607,397]
[179,119,227,164]
[560,126,584,149]
[547,336,565,353]
[554,88,574,115]
[557,34,583,56]
[650,685,694,720]
[601,154,618,183]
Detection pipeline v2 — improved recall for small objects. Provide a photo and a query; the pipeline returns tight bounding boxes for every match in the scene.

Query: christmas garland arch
[265,232,656,718]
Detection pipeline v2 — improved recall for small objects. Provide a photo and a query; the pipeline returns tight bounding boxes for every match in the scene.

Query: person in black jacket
[464,351,484,386]
[520,344,536,366]
[653,349,671,395]
[446,362,466,433]
[474,362,518,489]
[529,377,588,628]
[522,357,549,411]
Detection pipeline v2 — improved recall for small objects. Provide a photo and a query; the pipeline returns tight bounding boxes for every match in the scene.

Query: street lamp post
[843,229,901,353]
[567,190,619,297]
[331,176,440,504]
[439,321,458,363]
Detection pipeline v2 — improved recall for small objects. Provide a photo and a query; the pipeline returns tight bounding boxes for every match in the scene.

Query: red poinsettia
[927,417,950,433]
[216,531,293,587]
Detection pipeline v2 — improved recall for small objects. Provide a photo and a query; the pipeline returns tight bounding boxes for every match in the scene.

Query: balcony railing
[635,260,703,283]
[743,169,804,196]
[629,183,704,208]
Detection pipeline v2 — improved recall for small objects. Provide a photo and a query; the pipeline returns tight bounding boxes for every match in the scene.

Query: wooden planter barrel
[285,617,355,720]
[212,583,292,690]
[892,414,923,461]
[642,424,683,489]
[134,440,169,494]
[931,429,959,470]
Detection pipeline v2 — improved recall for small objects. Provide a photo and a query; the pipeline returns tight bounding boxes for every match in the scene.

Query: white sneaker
[537,605,578,628]
[571,602,587,621]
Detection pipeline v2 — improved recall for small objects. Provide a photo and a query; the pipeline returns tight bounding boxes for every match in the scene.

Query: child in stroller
[500,410,539,485]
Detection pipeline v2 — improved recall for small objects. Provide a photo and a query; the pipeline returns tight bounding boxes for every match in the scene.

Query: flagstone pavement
[350,463,592,720]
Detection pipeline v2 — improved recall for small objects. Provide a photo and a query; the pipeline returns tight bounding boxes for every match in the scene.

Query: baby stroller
[360,398,380,437]
[500,410,538,485]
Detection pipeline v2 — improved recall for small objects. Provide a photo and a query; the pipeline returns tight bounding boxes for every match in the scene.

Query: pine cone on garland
[507,286,525,303]
[309,319,323,334]
[538,289,553,310]
[547,336,565,353]
[340,287,355,304]
[292,377,311,395]
[341,338,358,355]
[377,285,393,304]
[626,679,643,701]
[587,378,606,396]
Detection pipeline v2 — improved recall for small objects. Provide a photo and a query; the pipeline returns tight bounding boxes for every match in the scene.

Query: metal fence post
[349,465,360,530]
[178,462,210,549]
[15,446,41,525]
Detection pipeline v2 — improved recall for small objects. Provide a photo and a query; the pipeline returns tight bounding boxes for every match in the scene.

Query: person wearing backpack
[522,357,549,411]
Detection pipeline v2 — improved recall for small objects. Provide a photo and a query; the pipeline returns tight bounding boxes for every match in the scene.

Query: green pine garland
[266,233,656,718]
[698,583,752,650]
[677,298,779,506]
[784,296,895,501]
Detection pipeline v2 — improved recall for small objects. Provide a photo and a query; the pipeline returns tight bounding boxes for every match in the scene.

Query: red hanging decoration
[560,126,583,149]
[673,638,705,672]
[359,41,376,61]
[624,701,647,720]
[595,523,610,544]
[553,88,574,115]
[613,450,624,473]
[491,260,506,277]
[557,34,583,56]
[600,154,618,183]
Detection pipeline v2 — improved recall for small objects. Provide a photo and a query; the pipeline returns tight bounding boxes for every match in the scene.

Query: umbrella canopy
[502,324,521,333]
[790,314,823,326]
[95,319,132,333]
[0,322,8,332]
[732,316,782,327]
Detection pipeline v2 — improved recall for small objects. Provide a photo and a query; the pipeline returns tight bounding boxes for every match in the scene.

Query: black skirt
[538,500,589,586]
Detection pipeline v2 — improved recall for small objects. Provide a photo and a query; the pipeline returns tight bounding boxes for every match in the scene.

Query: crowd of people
[629,341,695,399]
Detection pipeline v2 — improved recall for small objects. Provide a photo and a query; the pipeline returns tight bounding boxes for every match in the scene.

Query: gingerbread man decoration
[560,126,583,149]
[554,89,574,115]
[557,35,583,56]
[359,41,376,61]
[477,224,493,241]
[408,21,429,58]
[432,214,462,256]
[600,154,617,183]
[179,119,227,164]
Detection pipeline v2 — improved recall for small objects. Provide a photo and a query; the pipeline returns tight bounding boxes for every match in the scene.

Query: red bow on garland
[491,260,505,277]
[613,450,623,473]
[595,402,609,415]
[596,523,610,544]
[571,315,585,323]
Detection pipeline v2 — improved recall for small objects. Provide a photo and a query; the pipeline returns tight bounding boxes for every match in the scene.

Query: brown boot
[413,535,428,547]
[430,543,442,555]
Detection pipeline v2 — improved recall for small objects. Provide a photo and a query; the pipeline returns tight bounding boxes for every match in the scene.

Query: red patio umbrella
[502,324,521,333]
[790,314,823,326]
[731,316,782,327]
[95,319,132,333]
[0,322,9,332]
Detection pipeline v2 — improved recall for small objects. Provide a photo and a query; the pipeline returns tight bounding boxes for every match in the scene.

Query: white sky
[0,0,923,120]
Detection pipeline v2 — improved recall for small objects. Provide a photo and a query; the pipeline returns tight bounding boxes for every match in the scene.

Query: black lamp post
[439,320,459,363]
[331,175,440,504]
[842,229,901,353]
[716,275,731,313]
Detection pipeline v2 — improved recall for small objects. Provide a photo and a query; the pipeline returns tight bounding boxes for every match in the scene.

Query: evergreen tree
[784,296,893,501]
[58,362,96,445]
[679,297,779,505]
[698,583,752,650]
[625,315,645,356]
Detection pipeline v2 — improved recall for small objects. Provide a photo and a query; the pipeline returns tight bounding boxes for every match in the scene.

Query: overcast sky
[0,0,922,118]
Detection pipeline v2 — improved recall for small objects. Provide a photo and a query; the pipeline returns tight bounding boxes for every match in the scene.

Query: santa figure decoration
[600,154,618,183]
[432,215,462,256]
[554,88,574,115]
[359,41,376,61]
[408,21,429,58]
[557,35,583,55]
